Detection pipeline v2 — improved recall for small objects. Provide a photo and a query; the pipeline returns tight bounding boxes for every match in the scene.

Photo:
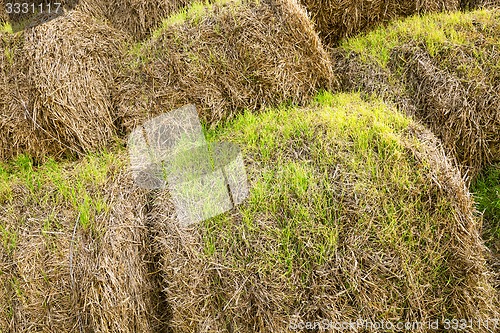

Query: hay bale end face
[117,0,334,132]
[300,0,460,45]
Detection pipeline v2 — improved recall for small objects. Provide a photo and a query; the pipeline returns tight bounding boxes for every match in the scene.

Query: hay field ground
[0,0,499,332]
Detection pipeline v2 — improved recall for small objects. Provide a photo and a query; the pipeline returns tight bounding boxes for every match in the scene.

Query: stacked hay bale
[335,9,500,178]
[3,93,497,332]
[151,93,499,332]
[393,43,500,179]
[461,0,500,9]
[117,0,334,132]
[73,165,167,332]
[19,10,125,160]
[0,28,46,161]
[65,0,197,40]
[0,0,7,24]
[300,0,460,45]
[96,0,196,40]
[0,153,166,332]
[2,184,77,331]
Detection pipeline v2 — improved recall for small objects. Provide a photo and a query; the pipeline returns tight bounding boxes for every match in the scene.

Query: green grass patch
[0,149,121,234]
[341,9,498,67]
[200,92,460,280]
[472,164,500,247]
[0,22,13,33]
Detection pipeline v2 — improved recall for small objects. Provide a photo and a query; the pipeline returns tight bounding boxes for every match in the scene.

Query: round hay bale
[21,10,126,159]
[300,0,460,45]
[0,29,49,162]
[151,93,499,332]
[72,0,196,40]
[392,44,500,179]
[1,92,498,330]
[116,0,335,132]
[335,9,500,178]
[0,0,8,24]
[0,153,167,332]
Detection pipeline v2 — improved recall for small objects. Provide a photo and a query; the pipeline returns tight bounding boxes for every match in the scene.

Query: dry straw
[1,10,126,162]
[0,29,47,161]
[0,0,187,39]
[1,99,498,331]
[461,0,500,9]
[335,45,500,178]
[51,0,197,40]
[84,0,196,40]
[116,0,335,132]
[72,170,167,332]
[20,10,125,160]
[392,44,500,179]
[300,0,460,45]
[3,187,76,331]
[0,0,7,23]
